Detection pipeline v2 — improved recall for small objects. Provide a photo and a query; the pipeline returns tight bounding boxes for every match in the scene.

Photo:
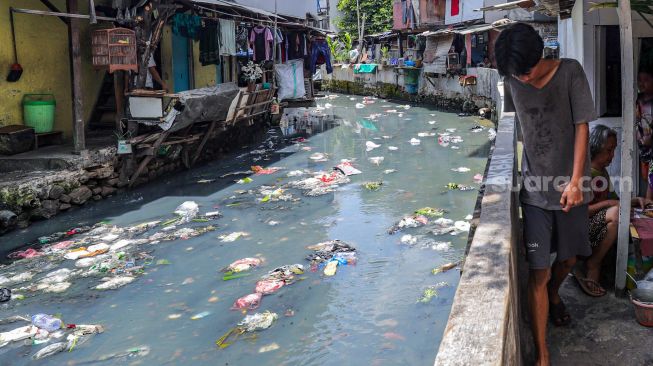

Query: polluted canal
[0,93,493,365]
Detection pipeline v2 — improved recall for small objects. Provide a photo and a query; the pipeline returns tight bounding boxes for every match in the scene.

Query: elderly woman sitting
[574,125,653,296]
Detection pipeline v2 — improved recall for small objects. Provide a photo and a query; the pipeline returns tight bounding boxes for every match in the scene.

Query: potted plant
[241,61,263,91]
[380,46,389,67]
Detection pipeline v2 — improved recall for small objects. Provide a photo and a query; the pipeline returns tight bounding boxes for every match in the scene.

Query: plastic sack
[231,293,263,310]
[32,314,62,332]
[174,201,199,224]
[224,258,262,273]
[237,311,278,332]
[275,60,306,101]
[95,276,135,290]
[255,279,285,295]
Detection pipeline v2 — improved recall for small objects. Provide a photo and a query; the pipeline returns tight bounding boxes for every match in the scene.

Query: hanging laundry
[401,0,416,29]
[275,28,284,63]
[287,32,307,60]
[199,19,220,66]
[310,38,332,75]
[236,25,250,54]
[249,26,274,62]
[172,14,201,40]
[219,19,237,56]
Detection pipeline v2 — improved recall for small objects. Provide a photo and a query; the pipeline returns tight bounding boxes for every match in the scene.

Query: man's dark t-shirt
[504,58,597,210]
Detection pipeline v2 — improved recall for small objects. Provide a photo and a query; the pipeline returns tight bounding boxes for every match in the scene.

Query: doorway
[172,32,191,92]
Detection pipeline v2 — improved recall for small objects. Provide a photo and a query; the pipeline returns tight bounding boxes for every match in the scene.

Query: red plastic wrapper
[231,293,263,310]
[255,279,284,295]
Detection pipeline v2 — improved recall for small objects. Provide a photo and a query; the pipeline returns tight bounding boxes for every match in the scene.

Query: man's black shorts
[522,203,592,269]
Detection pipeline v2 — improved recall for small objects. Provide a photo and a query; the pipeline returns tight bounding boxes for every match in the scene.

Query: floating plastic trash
[174,201,199,224]
[238,311,278,332]
[415,207,446,218]
[224,258,263,273]
[430,242,452,251]
[232,293,263,310]
[388,146,399,151]
[454,221,471,232]
[191,311,211,320]
[95,276,135,290]
[388,215,428,235]
[432,262,459,275]
[287,170,304,177]
[451,167,471,173]
[259,342,280,353]
[252,166,280,175]
[255,279,285,294]
[32,314,62,332]
[323,260,338,276]
[335,161,362,176]
[369,156,384,165]
[363,181,383,191]
[355,103,365,109]
[401,235,418,245]
[409,138,421,145]
[219,232,249,242]
[310,153,328,161]
[366,141,381,152]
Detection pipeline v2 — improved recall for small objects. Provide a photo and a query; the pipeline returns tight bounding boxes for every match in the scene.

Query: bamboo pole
[616,0,635,296]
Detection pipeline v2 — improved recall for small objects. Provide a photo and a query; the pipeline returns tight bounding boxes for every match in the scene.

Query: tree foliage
[336,0,393,36]
[327,32,353,63]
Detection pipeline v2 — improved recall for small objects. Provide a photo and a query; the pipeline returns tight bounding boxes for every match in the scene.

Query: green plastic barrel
[23,94,56,133]
[404,69,420,85]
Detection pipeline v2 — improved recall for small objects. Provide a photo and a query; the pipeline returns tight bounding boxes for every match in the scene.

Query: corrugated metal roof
[421,19,513,37]
[192,0,285,19]
[420,28,455,37]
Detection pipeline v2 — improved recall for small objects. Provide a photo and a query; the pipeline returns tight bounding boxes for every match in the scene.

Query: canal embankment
[323,64,527,364]
[0,122,270,236]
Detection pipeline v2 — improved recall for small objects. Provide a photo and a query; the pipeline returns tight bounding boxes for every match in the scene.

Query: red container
[632,298,653,327]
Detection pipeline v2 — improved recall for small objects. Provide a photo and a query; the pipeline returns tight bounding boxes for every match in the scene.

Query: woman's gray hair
[589,124,617,160]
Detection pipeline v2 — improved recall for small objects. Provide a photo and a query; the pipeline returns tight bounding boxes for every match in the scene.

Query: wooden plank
[67,0,85,153]
[129,131,169,187]
[229,91,245,126]
[616,0,635,296]
[191,120,218,166]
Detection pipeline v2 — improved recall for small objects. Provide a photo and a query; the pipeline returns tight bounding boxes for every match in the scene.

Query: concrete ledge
[435,83,522,365]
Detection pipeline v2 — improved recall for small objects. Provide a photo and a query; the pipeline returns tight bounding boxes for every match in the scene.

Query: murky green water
[0,94,491,365]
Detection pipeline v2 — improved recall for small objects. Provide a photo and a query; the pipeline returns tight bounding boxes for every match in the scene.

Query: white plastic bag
[275,60,306,101]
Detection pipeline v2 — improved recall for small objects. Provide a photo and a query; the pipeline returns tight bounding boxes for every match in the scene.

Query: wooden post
[114,71,124,133]
[616,0,635,296]
[67,0,85,153]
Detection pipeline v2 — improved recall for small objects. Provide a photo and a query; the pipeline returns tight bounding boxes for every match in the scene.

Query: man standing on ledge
[495,23,597,365]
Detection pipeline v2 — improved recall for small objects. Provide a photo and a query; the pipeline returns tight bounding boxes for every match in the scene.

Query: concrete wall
[0,0,106,138]
[435,80,522,365]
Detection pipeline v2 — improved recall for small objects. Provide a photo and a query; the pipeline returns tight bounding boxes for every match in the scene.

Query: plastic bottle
[31,314,62,332]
